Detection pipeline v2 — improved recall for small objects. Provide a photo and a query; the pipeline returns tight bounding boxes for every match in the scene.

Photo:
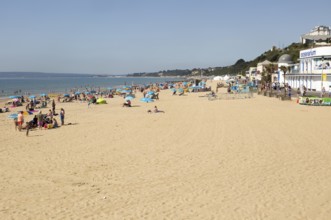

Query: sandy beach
[1,82,331,220]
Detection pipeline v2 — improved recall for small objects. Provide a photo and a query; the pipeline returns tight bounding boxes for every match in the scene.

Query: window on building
[313,57,331,70]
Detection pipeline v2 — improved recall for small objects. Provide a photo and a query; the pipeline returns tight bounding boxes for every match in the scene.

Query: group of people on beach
[14,99,65,136]
[7,82,185,136]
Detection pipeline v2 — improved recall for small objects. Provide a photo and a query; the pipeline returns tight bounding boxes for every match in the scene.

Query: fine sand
[1,82,331,220]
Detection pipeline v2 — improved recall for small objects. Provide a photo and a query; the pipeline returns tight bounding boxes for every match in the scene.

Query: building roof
[301,34,331,41]
[278,54,293,64]
[257,60,272,66]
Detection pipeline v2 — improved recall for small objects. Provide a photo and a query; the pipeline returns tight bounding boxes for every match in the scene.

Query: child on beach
[14,118,18,131]
[123,99,131,107]
[60,108,65,125]
[154,106,163,113]
[37,111,43,129]
[53,118,59,128]
[26,121,32,136]
[148,106,164,113]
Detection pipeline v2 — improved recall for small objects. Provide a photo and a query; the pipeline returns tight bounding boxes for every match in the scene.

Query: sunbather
[154,106,165,113]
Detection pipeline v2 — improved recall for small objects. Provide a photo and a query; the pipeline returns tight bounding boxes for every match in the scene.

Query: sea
[0,73,184,99]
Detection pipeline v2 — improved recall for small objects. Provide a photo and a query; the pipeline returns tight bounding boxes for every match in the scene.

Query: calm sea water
[0,76,184,98]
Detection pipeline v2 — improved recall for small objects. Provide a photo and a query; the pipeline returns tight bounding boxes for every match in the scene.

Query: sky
[0,0,330,75]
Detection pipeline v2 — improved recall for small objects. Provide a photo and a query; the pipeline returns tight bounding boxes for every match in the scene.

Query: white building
[277,54,293,84]
[247,67,257,80]
[301,26,331,46]
[257,60,272,74]
[286,46,331,91]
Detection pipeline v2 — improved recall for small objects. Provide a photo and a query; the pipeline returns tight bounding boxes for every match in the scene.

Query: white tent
[223,75,230,81]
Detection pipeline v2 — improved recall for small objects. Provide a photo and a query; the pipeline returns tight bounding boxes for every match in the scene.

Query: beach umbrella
[40,93,47,97]
[63,94,70,97]
[9,95,20,99]
[125,96,134,101]
[123,85,131,89]
[140,97,154,103]
[90,90,96,94]
[126,94,135,98]
[121,90,132,94]
[29,95,36,99]
[85,91,90,95]
[74,92,81,95]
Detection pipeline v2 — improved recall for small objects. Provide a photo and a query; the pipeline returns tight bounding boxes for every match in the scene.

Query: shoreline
[0,76,186,98]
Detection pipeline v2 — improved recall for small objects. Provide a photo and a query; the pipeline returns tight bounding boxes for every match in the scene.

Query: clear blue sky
[0,0,330,75]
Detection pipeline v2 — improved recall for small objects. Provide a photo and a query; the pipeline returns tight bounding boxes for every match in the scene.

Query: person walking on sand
[17,111,24,131]
[60,108,65,125]
[26,122,31,136]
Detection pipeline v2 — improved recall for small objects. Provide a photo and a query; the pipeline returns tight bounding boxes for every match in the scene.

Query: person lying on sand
[147,106,165,113]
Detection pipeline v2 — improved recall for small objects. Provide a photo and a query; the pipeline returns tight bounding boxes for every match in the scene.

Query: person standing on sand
[52,99,56,114]
[14,117,18,131]
[60,108,65,125]
[26,122,31,136]
[37,111,43,129]
[17,111,24,131]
